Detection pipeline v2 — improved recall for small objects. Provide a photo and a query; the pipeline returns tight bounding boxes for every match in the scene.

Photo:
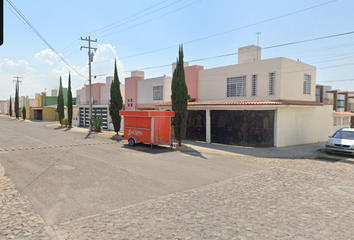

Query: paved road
[2,116,354,239]
[0,116,269,239]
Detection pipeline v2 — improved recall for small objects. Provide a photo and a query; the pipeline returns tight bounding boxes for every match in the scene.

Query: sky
[1,0,354,100]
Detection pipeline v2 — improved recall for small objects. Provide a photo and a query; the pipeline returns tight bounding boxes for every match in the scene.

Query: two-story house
[126,45,334,147]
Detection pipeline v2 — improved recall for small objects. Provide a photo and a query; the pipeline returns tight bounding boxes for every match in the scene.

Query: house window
[153,86,163,100]
[334,117,341,126]
[227,76,246,97]
[303,74,311,95]
[251,75,257,97]
[269,72,275,95]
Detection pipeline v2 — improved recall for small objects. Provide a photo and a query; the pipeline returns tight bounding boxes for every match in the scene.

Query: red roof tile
[334,111,354,116]
[156,100,324,107]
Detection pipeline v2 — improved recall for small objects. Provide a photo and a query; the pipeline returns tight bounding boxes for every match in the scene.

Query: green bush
[62,118,69,127]
[92,116,102,132]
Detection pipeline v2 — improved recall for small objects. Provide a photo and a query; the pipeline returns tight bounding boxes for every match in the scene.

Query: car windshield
[333,130,354,140]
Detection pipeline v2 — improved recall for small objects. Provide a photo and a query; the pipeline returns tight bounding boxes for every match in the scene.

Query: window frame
[251,74,257,97]
[269,72,275,96]
[303,74,311,95]
[227,76,247,98]
[153,85,163,100]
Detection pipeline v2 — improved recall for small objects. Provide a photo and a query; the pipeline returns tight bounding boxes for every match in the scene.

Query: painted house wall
[198,58,283,101]
[100,76,125,106]
[275,105,333,147]
[43,107,59,121]
[76,88,86,105]
[279,58,316,101]
[137,76,172,106]
[86,83,105,105]
[125,71,144,110]
[185,65,204,100]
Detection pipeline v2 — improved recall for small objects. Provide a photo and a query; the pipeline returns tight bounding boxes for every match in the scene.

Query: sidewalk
[178,140,327,159]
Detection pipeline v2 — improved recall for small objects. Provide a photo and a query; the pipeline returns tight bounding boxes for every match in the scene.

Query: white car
[325,128,354,155]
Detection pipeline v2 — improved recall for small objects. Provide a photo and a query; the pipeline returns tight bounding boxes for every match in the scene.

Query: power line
[97,0,203,39]
[113,0,338,60]
[89,0,181,37]
[5,0,87,80]
[90,30,354,78]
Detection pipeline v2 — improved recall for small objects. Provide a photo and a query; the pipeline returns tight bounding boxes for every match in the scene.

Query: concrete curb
[0,162,5,180]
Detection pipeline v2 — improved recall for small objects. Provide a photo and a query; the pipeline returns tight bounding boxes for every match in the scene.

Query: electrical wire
[6,0,88,80]
[112,0,339,60]
[97,0,203,39]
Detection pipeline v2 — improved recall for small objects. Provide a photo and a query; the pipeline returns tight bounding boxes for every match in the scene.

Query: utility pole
[80,36,97,133]
[13,76,22,117]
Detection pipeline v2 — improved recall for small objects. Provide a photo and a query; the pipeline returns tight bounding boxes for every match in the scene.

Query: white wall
[279,58,316,101]
[137,76,172,105]
[198,57,317,102]
[76,88,86,105]
[101,83,125,106]
[275,105,333,147]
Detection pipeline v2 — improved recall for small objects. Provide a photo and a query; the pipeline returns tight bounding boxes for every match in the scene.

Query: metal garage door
[79,107,108,130]
[185,110,206,141]
[211,110,274,147]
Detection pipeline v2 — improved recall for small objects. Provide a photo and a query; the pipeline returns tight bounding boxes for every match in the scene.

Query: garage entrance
[185,110,206,141]
[211,110,274,147]
[79,107,108,130]
[34,109,42,120]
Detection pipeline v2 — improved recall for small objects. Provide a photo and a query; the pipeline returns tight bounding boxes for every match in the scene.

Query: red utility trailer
[119,110,175,147]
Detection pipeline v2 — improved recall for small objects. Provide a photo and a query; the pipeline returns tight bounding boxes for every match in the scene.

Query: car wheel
[325,149,331,155]
[128,138,135,147]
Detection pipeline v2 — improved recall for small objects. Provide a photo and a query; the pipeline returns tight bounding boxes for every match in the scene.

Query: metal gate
[211,110,274,147]
[185,110,206,141]
[79,107,108,130]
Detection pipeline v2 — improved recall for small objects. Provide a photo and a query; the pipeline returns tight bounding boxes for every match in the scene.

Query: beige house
[154,45,333,147]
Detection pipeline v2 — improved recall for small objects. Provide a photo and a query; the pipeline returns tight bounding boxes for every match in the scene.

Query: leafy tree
[15,85,19,119]
[171,45,188,147]
[109,59,123,134]
[9,95,12,117]
[67,73,73,127]
[22,107,26,120]
[57,76,64,126]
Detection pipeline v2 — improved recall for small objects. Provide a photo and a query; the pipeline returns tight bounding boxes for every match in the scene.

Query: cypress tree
[9,95,12,117]
[68,73,73,127]
[22,107,26,120]
[109,59,123,134]
[171,45,188,147]
[57,76,64,125]
[15,85,19,119]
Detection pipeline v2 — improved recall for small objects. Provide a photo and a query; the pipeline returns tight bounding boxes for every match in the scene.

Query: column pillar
[206,109,211,143]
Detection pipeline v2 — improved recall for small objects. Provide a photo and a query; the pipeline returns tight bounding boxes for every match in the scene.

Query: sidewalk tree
[15,85,19,119]
[171,45,188,147]
[9,95,12,117]
[68,73,73,127]
[22,107,26,120]
[57,76,64,126]
[109,59,123,134]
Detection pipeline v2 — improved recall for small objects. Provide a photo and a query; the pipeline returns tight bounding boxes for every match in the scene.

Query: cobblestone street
[3,153,354,239]
[0,176,51,239]
[54,158,354,240]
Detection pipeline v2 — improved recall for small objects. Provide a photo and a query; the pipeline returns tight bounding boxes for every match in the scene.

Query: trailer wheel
[128,138,136,147]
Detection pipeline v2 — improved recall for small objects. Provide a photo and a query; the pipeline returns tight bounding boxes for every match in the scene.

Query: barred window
[153,86,163,100]
[251,75,257,97]
[303,74,311,95]
[269,72,275,95]
[227,76,246,97]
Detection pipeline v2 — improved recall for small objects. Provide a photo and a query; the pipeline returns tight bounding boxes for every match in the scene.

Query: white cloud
[34,49,59,66]
[91,43,127,83]
[0,59,32,74]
